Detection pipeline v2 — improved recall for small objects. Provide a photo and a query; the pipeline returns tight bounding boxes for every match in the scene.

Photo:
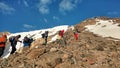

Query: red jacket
[74,33,78,40]
[0,35,7,47]
[59,30,64,37]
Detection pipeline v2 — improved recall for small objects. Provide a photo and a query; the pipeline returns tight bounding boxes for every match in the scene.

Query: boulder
[50,48,58,52]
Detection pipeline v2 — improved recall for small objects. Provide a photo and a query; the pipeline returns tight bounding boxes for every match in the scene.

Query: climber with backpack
[73,28,79,40]
[57,30,66,46]
[59,30,64,38]
[41,31,49,45]
[9,35,21,54]
[74,31,78,40]
[0,34,7,57]
[23,36,33,47]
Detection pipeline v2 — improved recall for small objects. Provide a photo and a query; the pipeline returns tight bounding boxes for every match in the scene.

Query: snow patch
[85,20,120,40]
[2,25,70,59]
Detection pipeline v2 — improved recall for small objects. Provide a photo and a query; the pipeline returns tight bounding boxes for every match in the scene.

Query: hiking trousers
[0,47,5,57]
[11,44,16,54]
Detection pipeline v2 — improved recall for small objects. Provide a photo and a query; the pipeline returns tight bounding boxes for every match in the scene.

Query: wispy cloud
[44,18,48,23]
[39,6,49,14]
[23,24,36,29]
[23,0,29,7]
[18,0,29,7]
[53,16,60,21]
[0,2,15,14]
[107,11,119,15]
[59,0,81,14]
[37,0,81,14]
[37,0,53,14]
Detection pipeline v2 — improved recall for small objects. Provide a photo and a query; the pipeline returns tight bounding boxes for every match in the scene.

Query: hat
[17,35,21,38]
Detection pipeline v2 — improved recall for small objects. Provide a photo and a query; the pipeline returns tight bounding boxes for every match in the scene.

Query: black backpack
[45,31,48,37]
[42,33,45,38]
[9,36,15,42]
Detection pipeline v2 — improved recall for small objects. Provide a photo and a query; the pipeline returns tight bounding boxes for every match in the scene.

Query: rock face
[0,17,120,68]
[26,48,45,59]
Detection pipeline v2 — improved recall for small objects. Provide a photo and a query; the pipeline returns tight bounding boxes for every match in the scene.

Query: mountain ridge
[0,17,120,68]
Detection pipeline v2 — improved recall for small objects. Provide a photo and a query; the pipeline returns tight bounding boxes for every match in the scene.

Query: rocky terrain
[0,17,120,68]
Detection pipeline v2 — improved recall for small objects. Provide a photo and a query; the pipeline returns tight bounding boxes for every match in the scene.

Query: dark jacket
[9,35,21,46]
[42,31,49,39]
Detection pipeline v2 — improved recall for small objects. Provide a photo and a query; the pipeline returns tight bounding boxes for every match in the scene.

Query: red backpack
[0,35,7,47]
[74,33,78,40]
[59,30,64,37]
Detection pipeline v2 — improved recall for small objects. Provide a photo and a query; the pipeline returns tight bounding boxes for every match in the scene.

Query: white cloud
[39,5,49,14]
[44,18,48,23]
[23,24,35,29]
[40,0,52,5]
[37,0,53,14]
[59,0,81,14]
[53,16,60,21]
[37,0,81,14]
[0,2,15,14]
[23,0,29,7]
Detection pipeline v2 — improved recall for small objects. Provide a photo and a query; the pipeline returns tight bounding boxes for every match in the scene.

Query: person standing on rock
[0,34,7,57]
[74,31,78,40]
[23,36,33,47]
[9,35,21,54]
[57,30,66,46]
[59,30,64,38]
[41,31,49,45]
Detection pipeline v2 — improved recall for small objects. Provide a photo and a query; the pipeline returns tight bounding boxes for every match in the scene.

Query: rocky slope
[0,17,120,68]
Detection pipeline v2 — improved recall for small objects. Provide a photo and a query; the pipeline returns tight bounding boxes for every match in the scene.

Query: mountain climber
[74,31,78,40]
[0,34,7,57]
[23,36,33,47]
[57,30,66,46]
[9,35,21,54]
[59,30,64,38]
[41,31,49,45]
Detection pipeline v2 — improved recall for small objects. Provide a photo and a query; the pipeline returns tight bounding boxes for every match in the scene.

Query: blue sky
[0,0,120,33]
